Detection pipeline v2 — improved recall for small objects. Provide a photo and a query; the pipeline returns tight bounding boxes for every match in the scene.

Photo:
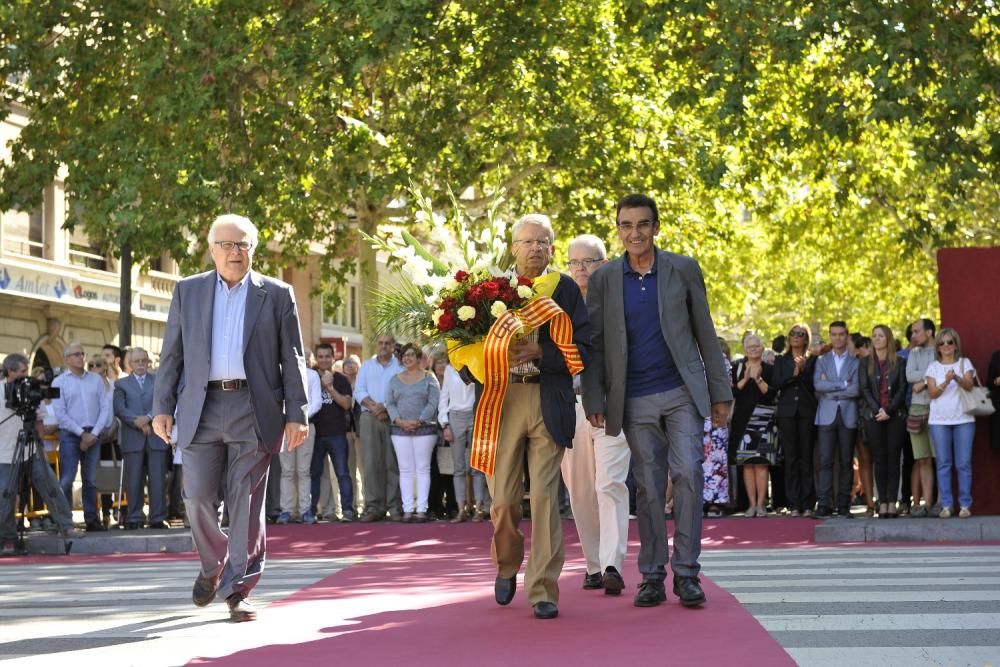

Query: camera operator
[1,354,79,555]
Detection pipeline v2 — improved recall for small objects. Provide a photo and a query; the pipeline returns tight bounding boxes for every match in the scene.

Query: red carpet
[187,519,799,666]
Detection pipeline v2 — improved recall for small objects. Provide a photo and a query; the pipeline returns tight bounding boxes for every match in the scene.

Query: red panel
[937,247,1000,514]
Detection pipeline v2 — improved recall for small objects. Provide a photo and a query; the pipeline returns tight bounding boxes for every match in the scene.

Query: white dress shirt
[439,364,475,424]
[306,368,323,418]
[354,355,403,411]
[209,272,250,381]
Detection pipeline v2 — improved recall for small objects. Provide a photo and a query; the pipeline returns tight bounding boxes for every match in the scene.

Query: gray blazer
[812,352,861,428]
[153,269,310,453]
[581,248,733,437]
[114,373,167,454]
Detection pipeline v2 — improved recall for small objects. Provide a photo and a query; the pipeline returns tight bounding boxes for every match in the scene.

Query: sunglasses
[87,363,106,369]
[789,330,807,337]
[937,339,955,346]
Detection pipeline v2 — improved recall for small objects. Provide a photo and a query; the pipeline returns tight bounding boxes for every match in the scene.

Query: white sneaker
[939,507,952,518]
[959,507,972,519]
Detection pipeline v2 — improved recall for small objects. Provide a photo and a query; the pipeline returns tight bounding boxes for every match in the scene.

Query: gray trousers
[183,388,272,601]
[448,408,489,509]
[623,386,704,580]
[1,452,74,540]
[816,411,857,511]
[357,411,401,517]
[123,444,168,524]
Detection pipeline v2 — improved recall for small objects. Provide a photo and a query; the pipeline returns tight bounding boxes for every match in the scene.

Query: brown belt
[207,379,249,391]
[509,374,541,384]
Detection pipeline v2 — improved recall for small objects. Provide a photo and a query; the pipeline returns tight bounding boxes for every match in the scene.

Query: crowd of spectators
[3,310,999,555]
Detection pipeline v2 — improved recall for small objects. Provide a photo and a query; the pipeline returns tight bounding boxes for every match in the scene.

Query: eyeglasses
[567,258,603,269]
[789,330,807,337]
[66,351,84,357]
[513,239,551,248]
[616,220,654,233]
[214,240,253,252]
[937,339,955,346]
[87,363,105,369]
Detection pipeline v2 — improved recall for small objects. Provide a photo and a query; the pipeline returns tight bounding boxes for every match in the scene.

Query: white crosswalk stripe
[703,546,1000,667]
[0,557,355,666]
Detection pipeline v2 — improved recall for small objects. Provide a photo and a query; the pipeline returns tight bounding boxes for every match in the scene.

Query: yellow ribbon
[466,295,584,476]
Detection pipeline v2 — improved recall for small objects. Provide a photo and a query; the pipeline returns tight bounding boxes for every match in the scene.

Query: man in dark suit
[153,214,310,622]
[582,193,732,609]
[490,214,590,621]
[113,347,169,529]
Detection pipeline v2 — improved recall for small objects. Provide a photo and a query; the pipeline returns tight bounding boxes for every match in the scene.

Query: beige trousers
[487,383,565,604]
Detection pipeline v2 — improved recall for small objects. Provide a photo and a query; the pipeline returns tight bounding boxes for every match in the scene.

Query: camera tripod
[1,411,73,555]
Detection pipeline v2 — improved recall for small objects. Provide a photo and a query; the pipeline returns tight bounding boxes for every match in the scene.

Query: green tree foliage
[1,1,997,345]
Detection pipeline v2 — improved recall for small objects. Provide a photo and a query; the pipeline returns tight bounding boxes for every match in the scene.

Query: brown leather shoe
[192,573,220,607]
[226,593,257,622]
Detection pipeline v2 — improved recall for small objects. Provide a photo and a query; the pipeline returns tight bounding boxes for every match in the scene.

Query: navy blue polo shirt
[623,254,684,398]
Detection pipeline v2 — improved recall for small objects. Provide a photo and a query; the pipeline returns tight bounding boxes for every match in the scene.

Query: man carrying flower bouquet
[488,214,591,621]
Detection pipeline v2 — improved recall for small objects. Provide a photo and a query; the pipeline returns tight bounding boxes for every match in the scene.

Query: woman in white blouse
[925,328,977,518]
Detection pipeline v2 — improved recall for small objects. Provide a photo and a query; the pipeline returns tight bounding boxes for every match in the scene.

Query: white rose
[516,285,533,298]
[490,301,508,317]
[457,305,477,321]
[509,277,519,288]
[432,309,444,325]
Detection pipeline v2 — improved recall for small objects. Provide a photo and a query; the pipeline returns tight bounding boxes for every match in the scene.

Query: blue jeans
[311,434,354,517]
[928,422,975,510]
[58,431,100,523]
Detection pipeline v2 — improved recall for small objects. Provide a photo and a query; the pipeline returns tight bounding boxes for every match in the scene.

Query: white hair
[568,234,607,260]
[63,342,83,356]
[208,214,259,248]
[511,213,555,243]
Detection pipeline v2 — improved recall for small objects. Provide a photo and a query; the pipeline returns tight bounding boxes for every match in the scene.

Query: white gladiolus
[490,301,508,317]
[517,285,533,298]
[458,305,477,321]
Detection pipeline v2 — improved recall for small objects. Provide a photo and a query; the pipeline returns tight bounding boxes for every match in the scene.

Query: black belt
[207,379,249,391]
[510,374,541,384]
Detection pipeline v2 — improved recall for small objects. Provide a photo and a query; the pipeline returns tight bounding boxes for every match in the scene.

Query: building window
[1,204,45,258]
[67,225,109,272]
[323,282,360,331]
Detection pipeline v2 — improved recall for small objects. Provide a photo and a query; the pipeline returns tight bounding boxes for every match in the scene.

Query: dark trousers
[779,415,816,513]
[310,434,354,517]
[900,430,915,506]
[863,415,905,505]
[817,413,856,511]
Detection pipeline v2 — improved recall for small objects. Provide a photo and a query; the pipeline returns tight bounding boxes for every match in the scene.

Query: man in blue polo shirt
[583,193,732,609]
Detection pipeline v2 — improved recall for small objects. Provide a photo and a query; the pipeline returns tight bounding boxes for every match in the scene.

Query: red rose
[467,285,485,303]
[482,280,500,299]
[440,297,456,310]
[500,287,516,302]
[438,312,456,331]
[517,276,533,287]
[454,270,469,282]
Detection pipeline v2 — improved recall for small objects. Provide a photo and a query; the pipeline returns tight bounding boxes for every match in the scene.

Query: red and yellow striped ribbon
[469,296,583,475]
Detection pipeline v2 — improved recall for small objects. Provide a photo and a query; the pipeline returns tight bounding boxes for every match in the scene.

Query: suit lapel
[200,272,215,351]
[608,257,626,354]
[243,271,268,352]
[655,249,676,342]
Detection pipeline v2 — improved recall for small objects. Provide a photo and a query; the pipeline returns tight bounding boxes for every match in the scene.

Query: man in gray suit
[153,214,310,622]
[812,320,860,518]
[114,347,169,529]
[583,193,732,609]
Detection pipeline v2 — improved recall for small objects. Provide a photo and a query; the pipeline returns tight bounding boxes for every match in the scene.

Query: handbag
[435,443,455,475]
[958,360,996,417]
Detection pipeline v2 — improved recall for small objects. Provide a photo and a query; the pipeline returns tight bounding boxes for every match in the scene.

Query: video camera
[4,375,60,417]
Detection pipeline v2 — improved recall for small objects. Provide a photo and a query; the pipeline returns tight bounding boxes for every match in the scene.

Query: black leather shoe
[494,575,516,606]
[837,508,854,519]
[602,566,625,596]
[147,521,170,530]
[358,511,383,523]
[813,507,833,519]
[533,601,558,619]
[192,573,219,607]
[583,572,603,589]
[226,593,257,622]
[85,521,107,532]
[123,522,140,530]
[633,580,667,607]
[672,575,706,607]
